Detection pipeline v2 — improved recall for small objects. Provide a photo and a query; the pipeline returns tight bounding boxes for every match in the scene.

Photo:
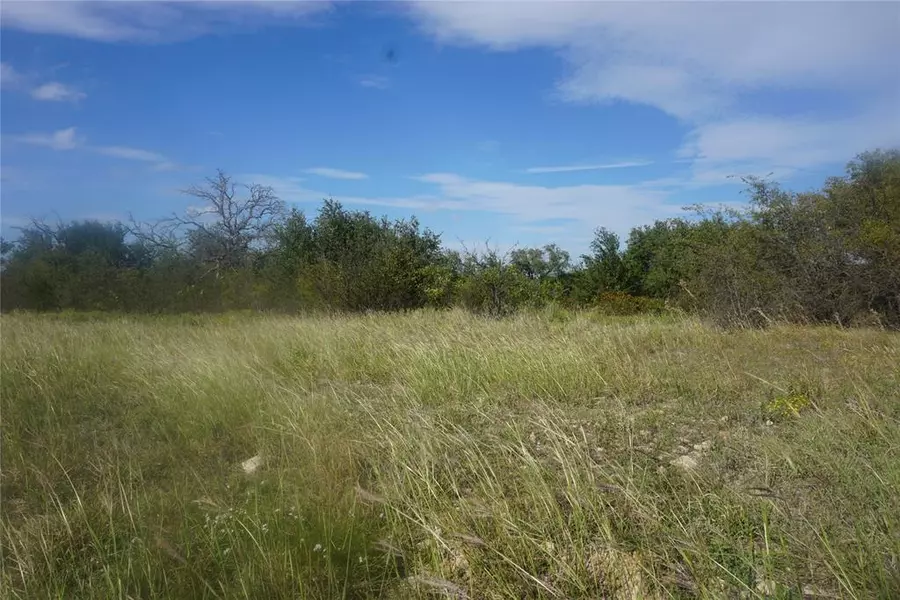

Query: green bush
[593,291,666,316]
[2,151,898,328]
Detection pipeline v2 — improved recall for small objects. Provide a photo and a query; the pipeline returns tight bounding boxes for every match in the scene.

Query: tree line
[2,149,898,328]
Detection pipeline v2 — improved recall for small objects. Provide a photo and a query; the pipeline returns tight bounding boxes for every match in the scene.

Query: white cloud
[31,81,86,102]
[91,144,187,171]
[151,161,183,172]
[12,127,83,150]
[358,75,390,89]
[406,173,675,228]
[0,1,332,43]
[558,62,725,123]
[513,224,569,235]
[304,167,369,180]
[242,170,678,239]
[94,145,168,162]
[241,174,312,201]
[680,102,900,183]
[2,62,86,102]
[0,215,32,230]
[409,2,899,122]
[525,161,651,174]
[1,62,23,88]
[7,126,185,170]
[408,1,900,178]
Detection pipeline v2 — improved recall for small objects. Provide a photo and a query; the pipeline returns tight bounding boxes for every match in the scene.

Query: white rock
[802,584,839,598]
[241,454,263,474]
[756,579,776,596]
[670,455,699,470]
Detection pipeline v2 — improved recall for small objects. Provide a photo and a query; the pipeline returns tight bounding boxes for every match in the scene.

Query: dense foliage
[2,150,898,327]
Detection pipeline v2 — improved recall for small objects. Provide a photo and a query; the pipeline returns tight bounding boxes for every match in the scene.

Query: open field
[2,311,898,599]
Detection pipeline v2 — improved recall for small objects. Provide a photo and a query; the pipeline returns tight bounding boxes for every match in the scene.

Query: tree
[132,170,285,276]
[510,244,570,280]
[575,228,627,300]
[0,219,137,311]
[822,149,900,324]
[456,244,531,316]
[268,200,444,312]
[1,150,896,324]
[622,219,694,298]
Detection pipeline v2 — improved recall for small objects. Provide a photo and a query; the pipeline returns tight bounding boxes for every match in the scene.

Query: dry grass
[2,310,898,598]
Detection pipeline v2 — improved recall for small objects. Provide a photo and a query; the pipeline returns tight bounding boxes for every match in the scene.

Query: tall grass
[2,310,898,598]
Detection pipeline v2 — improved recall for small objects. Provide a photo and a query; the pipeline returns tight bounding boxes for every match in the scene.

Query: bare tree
[129,170,285,276]
[127,214,183,256]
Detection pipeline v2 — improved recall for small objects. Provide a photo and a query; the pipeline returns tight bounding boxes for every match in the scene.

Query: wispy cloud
[255,169,677,243]
[94,145,167,163]
[11,127,83,150]
[243,170,675,225]
[30,81,86,102]
[525,161,652,174]
[408,3,900,179]
[410,3,898,121]
[8,126,184,171]
[0,215,33,230]
[237,167,759,253]
[514,224,569,235]
[2,61,86,102]
[679,101,900,183]
[91,143,185,171]
[477,140,500,153]
[304,167,369,180]
[0,62,23,88]
[240,174,311,201]
[0,1,332,43]
[358,74,390,89]
[405,173,675,226]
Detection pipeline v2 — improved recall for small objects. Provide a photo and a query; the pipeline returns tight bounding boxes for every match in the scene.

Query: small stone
[765,420,774,426]
[802,584,839,598]
[670,454,699,470]
[241,454,263,474]
[693,440,713,452]
[756,579,776,596]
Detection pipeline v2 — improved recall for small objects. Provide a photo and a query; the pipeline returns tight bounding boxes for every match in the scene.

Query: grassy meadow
[1,310,899,599]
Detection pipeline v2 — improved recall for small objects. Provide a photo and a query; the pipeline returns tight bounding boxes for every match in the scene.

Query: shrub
[765,389,813,421]
[593,292,666,316]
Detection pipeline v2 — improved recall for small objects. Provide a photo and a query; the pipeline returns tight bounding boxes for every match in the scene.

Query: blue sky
[2,1,898,255]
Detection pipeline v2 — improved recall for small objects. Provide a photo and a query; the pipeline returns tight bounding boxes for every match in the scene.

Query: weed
[2,311,898,598]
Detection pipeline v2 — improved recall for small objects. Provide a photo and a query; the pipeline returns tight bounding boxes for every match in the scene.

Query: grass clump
[2,310,899,598]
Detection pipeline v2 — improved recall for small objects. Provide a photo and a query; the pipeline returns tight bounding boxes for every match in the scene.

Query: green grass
[2,310,899,599]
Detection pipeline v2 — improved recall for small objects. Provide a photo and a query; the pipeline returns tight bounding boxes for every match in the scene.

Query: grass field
[2,310,898,599]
